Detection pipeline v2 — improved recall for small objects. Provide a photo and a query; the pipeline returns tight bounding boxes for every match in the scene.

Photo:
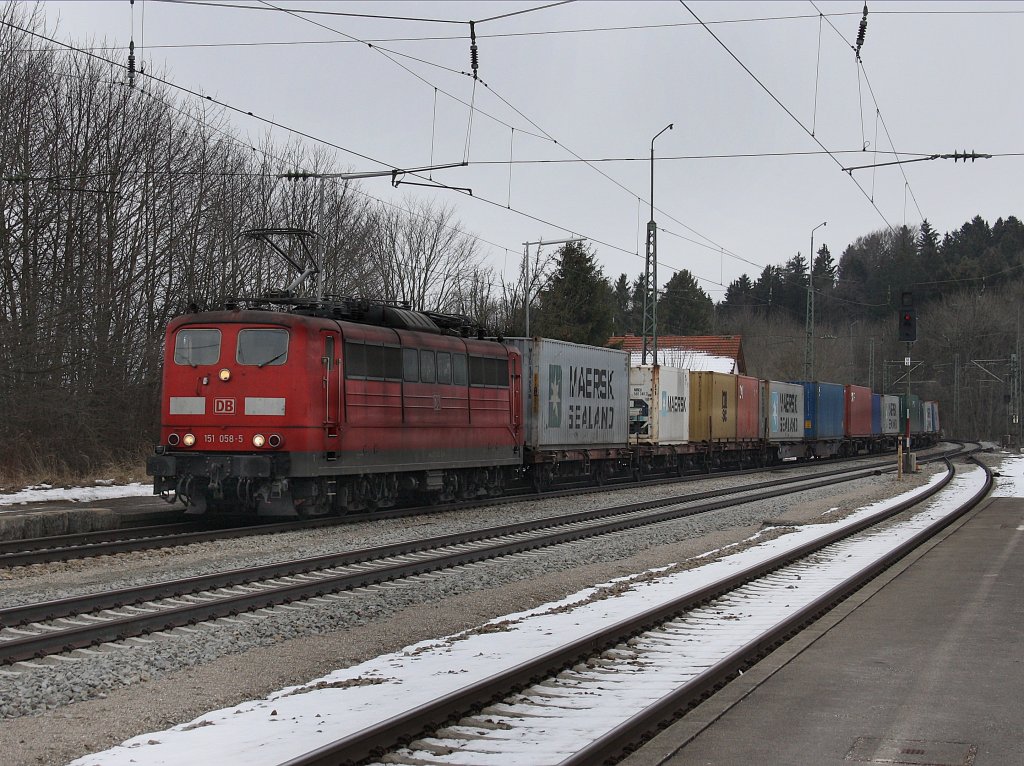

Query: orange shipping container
[688,371,738,442]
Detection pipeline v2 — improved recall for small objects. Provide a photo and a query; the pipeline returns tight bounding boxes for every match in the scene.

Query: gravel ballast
[0,454,979,765]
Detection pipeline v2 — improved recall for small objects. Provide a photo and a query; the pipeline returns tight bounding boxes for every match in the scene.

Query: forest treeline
[1,4,1021,480]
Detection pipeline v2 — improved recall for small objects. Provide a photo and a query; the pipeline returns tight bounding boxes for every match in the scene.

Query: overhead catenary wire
[812,10,822,135]
[228,0,888,276]
[250,0,762,275]
[15,5,1024,60]
[34,0,1003,262]
[0,17,689,289]
[3,21,518,259]
[259,0,749,266]
[809,0,926,223]
[159,0,469,24]
[478,78,751,265]
[7,146,977,184]
[19,4,1016,303]
[141,2,1024,39]
[250,0,551,143]
[679,0,897,234]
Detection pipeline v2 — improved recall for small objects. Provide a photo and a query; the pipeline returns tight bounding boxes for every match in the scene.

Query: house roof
[606,334,746,374]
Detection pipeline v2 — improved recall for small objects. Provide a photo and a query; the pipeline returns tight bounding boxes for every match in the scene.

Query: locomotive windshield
[173,328,221,367]
[237,328,289,367]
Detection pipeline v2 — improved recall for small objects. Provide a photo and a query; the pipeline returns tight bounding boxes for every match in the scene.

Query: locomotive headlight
[267,434,282,448]
[218,368,231,382]
[252,434,266,448]
[182,433,196,447]
[167,433,180,447]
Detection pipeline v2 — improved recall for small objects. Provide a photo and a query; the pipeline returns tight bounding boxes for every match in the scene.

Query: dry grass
[0,447,151,493]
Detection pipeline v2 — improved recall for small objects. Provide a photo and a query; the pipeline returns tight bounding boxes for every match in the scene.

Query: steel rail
[0,457,948,665]
[0,457,913,631]
[1,443,961,568]
[560,456,993,766]
[0,520,205,556]
[269,459,976,766]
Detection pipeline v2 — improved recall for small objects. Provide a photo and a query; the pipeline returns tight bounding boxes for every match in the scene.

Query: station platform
[622,494,1023,766]
[0,494,176,541]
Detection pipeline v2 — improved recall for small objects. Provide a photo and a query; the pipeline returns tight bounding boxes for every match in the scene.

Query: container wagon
[764,381,805,460]
[505,337,630,488]
[845,385,873,455]
[795,381,846,458]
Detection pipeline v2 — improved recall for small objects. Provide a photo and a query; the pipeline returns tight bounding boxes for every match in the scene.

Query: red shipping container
[845,384,873,437]
[736,375,761,440]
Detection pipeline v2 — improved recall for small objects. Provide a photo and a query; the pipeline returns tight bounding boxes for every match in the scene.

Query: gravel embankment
[0,453,973,765]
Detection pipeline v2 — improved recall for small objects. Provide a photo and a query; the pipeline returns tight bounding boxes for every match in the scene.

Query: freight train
[146,298,940,516]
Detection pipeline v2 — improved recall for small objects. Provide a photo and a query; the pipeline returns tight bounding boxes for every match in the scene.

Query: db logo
[214,398,236,415]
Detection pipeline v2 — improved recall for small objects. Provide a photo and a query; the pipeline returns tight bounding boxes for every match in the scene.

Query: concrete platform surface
[622,496,1024,766]
[0,495,179,540]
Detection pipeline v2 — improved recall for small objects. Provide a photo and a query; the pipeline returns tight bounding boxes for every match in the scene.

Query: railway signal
[898,292,917,342]
[898,308,917,342]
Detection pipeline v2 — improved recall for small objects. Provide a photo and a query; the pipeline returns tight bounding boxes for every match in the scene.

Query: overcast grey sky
[36,1,1024,299]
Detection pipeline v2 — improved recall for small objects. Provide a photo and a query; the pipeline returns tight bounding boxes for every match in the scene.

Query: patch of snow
[0,482,153,507]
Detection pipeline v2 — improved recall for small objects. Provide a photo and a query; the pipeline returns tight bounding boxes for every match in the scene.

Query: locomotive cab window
[174,328,221,366]
[237,328,289,366]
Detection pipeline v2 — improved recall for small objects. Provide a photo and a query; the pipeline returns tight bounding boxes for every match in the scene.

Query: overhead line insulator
[855,2,868,60]
[469,20,479,80]
[128,39,135,88]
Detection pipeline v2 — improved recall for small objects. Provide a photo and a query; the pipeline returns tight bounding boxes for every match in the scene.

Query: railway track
[1,444,962,568]
[277,456,992,766]
[0,450,962,666]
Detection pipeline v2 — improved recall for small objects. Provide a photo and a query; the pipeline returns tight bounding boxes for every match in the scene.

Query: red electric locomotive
[146,299,523,516]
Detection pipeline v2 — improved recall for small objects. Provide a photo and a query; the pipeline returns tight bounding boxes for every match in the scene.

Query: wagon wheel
[531,466,551,493]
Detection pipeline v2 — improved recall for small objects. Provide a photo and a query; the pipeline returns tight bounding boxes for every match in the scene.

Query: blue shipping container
[871,393,882,436]
[793,381,846,440]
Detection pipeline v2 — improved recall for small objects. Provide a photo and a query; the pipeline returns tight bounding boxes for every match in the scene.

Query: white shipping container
[504,338,629,449]
[882,394,901,434]
[765,381,804,441]
[924,400,941,434]
[629,365,689,444]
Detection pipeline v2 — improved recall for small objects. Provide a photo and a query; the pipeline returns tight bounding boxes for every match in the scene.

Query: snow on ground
[0,482,153,507]
[68,459,1006,766]
[992,452,1024,497]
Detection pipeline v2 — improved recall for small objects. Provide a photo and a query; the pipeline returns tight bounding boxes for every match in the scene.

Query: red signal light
[898,307,917,342]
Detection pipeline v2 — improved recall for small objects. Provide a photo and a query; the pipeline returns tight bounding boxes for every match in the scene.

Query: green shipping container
[898,393,924,434]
